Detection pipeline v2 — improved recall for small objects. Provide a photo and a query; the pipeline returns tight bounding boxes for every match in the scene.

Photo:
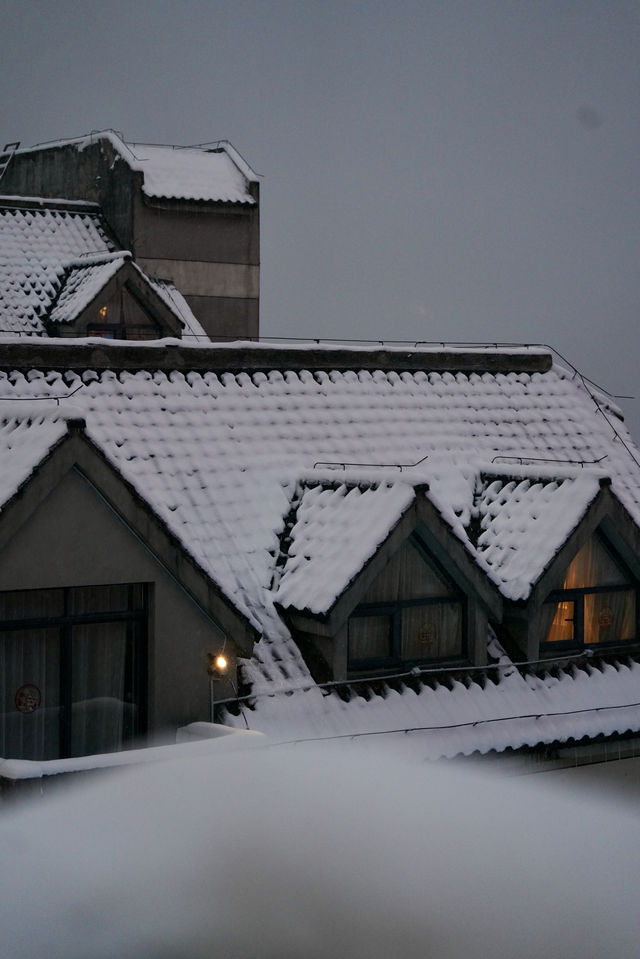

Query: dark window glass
[0,588,63,621]
[0,584,147,760]
[401,602,462,660]
[348,534,465,672]
[349,615,392,663]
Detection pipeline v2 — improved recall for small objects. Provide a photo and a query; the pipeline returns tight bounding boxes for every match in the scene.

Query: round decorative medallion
[15,684,41,714]
[598,608,613,628]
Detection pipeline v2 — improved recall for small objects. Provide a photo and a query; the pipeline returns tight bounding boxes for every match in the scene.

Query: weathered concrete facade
[1,135,260,340]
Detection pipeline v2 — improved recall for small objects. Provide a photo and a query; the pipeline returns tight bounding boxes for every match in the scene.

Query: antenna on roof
[0,142,20,183]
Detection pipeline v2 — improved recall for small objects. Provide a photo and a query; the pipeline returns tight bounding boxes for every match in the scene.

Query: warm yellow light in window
[99,305,108,318]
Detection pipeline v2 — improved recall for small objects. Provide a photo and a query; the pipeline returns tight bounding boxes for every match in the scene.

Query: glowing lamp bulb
[214,654,228,673]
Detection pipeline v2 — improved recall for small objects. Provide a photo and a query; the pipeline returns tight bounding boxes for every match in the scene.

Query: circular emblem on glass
[15,684,41,714]
[598,608,613,628]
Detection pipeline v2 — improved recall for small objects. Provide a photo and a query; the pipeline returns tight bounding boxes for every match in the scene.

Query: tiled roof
[236,640,640,760]
[0,204,203,337]
[2,344,640,755]
[273,476,417,614]
[0,202,114,335]
[127,140,256,204]
[434,467,606,601]
[472,470,605,599]
[48,253,127,324]
[1,349,639,678]
[0,409,75,509]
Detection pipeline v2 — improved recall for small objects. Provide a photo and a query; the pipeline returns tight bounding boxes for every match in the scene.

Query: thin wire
[270,698,640,747]
[213,648,604,710]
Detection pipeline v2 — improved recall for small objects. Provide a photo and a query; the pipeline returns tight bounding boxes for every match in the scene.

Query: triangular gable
[46,254,185,337]
[0,413,257,651]
[48,254,128,325]
[274,475,504,639]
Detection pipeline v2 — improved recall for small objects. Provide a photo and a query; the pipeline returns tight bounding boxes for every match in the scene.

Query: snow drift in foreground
[1,742,638,959]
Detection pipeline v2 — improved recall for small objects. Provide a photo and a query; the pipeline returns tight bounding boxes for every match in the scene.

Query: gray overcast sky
[3,0,640,435]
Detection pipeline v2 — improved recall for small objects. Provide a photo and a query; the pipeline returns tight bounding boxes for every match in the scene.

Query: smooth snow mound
[0,742,638,958]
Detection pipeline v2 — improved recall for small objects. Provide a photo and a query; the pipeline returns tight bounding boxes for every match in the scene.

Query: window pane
[584,590,635,645]
[362,539,454,604]
[0,588,63,622]
[564,537,631,589]
[544,601,575,643]
[349,615,392,663]
[0,628,60,760]
[71,621,134,757]
[69,584,143,615]
[401,603,462,660]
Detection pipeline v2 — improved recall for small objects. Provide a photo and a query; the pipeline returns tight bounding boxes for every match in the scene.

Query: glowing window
[542,534,637,648]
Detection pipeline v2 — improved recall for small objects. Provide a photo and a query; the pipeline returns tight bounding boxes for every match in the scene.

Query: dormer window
[86,287,161,341]
[542,533,637,649]
[348,535,465,672]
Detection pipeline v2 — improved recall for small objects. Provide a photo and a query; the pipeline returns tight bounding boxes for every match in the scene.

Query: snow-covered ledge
[0,724,264,785]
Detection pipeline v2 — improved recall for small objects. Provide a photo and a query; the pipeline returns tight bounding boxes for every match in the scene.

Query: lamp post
[207,652,229,723]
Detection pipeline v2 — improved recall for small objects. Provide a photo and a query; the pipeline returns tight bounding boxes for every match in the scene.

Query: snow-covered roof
[273,475,417,615]
[48,253,128,324]
[0,200,115,335]
[0,408,79,509]
[237,638,640,760]
[427,465,607,602]
[145,274,209,341]
[1,343,640,756]
[17,131,258,204]
[0,200,204,336]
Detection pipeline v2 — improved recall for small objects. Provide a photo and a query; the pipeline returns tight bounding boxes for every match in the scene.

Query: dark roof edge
[0,195,101,213]
[0,341,553,374]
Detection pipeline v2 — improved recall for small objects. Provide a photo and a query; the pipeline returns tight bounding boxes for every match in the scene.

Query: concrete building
[0,131,259,340]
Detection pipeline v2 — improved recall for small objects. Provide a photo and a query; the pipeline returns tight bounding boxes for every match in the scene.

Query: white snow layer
[0,204,115,335]
[126,140,256,203]
[0,412,72,508]
[2,354,640,753]
[0,742,639,959]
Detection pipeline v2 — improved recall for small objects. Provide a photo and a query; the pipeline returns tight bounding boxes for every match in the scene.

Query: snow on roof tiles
[125,141,256,204]
[2,350,640,753]
[0,409,74,509]
[0,202,115,335]
[2,356,640,688]
[240,645,640,760]
[274,476,417,615]
[48,255,128,324]
[470,470,604,600]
